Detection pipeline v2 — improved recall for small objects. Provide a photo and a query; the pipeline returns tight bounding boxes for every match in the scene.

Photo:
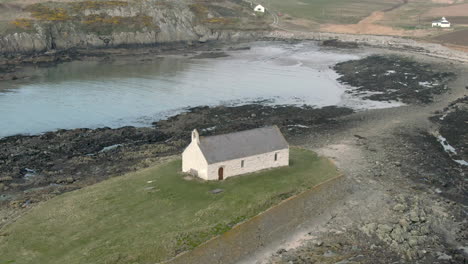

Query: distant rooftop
[433,17,450,23]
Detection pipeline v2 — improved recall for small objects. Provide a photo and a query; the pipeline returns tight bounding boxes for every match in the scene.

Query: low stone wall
[162,175,348,264]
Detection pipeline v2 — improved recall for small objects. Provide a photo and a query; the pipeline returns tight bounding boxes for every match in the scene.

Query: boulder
[409,211,420,222]
[0,176,13,182]
[399,219,410,230]
[361,223,377,236]
[408,237,419,247]
[393,203,407,212]
[390,226,407,243]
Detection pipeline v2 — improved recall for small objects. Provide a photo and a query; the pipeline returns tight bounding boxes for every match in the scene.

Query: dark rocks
[153,104,354,140]
[333,55,456,104]
[321,39,358,49]
[276,248,287,254]
[56,177,75,184]
[269,229,402,264]
[66,177,75,184]
[228,46,251,51]
[191,52,229,59]
[360,198,440,261]
[393,203,407,212]
[401,96,468,203]
[0,177,13,182]
[0,126,170,195]
[0,103,353,211]
[431,96,468,162]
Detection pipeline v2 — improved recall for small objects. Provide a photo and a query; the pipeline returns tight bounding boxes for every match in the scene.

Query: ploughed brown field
[433,28,468,46]
[446,16,468,24]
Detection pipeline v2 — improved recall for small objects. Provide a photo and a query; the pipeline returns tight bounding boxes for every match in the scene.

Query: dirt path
[319,0,422,37]
[320,11,413,36]
[270,0,425,37]
[239,52,468,263]
[383,0,408,12]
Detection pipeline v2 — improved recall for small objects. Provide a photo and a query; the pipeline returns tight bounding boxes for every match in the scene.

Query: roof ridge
[196,125,288,164]
[199,125,278,140]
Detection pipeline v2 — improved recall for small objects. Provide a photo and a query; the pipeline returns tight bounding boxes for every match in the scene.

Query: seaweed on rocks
[321,39,358,49]
[334,55,455,104]
[431,95,468,163]
[0,104,353,208]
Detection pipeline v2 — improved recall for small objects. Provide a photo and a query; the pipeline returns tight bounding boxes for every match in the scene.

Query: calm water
[0,42,398,138]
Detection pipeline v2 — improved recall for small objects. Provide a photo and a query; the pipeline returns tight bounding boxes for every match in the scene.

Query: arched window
[274,153,278,161]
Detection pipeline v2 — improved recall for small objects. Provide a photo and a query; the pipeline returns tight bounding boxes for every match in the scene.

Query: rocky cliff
[0,0,269,54]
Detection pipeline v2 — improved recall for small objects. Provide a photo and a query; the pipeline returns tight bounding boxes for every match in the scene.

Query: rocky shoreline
[334,55,456,104]
[1,38,467,263]
[263,101,468,264]
[0,46,463,217]
[2,28,468,82]
[261,94,468,263]
[0,39,252,81]
[0,104,353,216]
[431,95,468,163]
[1,51,458,203]
[265,30,468,63]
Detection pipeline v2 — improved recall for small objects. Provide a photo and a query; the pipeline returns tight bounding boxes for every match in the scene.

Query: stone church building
[182,126,289,180]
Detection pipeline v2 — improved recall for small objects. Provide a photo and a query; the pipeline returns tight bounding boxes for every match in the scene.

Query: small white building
[182,126,289,180]
[254,4,265,13]
[432,17,451,28]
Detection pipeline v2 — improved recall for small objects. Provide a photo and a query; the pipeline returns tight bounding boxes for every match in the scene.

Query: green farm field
[264,0,398,24]
[0,148,340,264]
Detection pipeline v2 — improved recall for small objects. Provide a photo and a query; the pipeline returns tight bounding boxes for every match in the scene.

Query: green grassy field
[0,148,340,264]
[264,0,397,24]
[376,0,436,29]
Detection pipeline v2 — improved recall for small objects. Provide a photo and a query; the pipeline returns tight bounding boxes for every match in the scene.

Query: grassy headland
[0,148,340,264]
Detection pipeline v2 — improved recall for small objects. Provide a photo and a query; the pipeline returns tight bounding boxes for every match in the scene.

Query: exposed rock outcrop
[0,0,269,54]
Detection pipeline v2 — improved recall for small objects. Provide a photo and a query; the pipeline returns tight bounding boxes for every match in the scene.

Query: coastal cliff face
[0,0,269,54]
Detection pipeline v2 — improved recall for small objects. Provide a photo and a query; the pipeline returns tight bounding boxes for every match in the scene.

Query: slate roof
[198,126,288,164]
[433,17,450,23]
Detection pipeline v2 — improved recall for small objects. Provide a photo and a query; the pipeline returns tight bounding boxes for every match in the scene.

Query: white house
[254,4,265,13]
[432,17,451,28]
[182,126,289,180]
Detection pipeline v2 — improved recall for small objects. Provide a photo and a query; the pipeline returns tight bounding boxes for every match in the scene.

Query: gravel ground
[243,56,468,264]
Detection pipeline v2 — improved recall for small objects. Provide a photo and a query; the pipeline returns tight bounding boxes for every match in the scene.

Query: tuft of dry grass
[71,0,128,12]
[26,4,70,21]
[203,17,234,24]
[9,18,33,29]
[189,3,208,18]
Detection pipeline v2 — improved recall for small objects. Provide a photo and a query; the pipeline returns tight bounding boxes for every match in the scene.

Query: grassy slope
[266,0,397,24]
[376,0,438,29]
[0,148,340,264]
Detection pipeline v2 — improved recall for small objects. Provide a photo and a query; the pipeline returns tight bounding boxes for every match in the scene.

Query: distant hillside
[0,0,270,54]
